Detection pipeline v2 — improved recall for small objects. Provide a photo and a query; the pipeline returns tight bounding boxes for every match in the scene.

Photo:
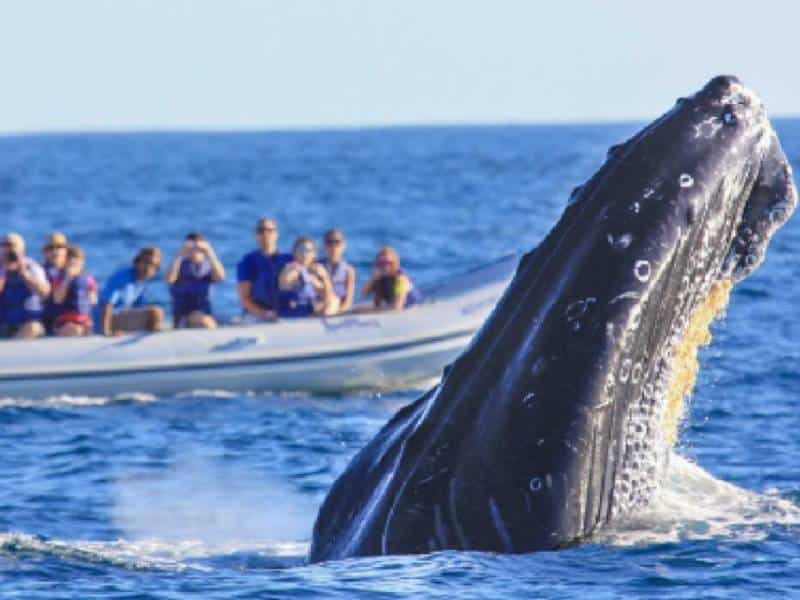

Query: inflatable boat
[0,256,517,399]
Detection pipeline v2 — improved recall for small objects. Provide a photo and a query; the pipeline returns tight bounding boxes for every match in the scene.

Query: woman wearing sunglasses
[278,237,339,317]
[361,246,421,311]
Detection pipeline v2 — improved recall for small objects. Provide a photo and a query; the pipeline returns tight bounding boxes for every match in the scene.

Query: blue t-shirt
[170,258,213,319]
[99,266,161,310]
[0,258,49,325]
[236,250,292,312]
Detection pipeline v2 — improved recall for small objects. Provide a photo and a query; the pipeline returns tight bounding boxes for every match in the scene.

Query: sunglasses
[325,239,344,246]
[45,244,66,251]
[256,226,277,234]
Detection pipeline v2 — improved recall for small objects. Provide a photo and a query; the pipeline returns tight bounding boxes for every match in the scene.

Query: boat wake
[0,389,272,409]
[0,392,159,409]
[1,454,796,571]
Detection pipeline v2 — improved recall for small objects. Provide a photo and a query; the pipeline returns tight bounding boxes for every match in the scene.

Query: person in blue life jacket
[52,245,98,337]
[41,231,69,334]
[98,247,164,336]
[278,237,339,317]
[0,232,51,339]
[165,232,225,329]
[236,218,293,323]
[320,228,356,313]
[361,246,421,311]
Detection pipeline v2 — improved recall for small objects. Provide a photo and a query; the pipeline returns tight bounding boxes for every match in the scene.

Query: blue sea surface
[0,122,798,598]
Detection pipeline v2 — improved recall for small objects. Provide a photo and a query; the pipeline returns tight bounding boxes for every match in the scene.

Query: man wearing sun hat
[42,231,69,333]
[0,232,51,338]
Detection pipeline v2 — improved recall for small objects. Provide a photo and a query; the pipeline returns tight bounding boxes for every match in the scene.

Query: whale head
[309,76,796,561]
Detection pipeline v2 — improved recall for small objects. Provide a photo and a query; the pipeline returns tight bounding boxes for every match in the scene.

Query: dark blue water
[0,123,798,598]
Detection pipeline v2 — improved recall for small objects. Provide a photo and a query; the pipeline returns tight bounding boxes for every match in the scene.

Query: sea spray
[111,447,316,548]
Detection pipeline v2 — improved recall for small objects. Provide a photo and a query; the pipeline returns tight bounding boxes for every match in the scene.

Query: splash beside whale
[308,76,797,562]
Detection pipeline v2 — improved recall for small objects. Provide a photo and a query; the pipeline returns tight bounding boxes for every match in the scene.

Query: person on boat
[98,247,164,336]
[321,228,356,313]
[0,232,51,339]
[52,245,98,337]
[41,231,69,334]
[165,232,225,329]
[278,237,339,317]
[237,218,293,322]
[361,246,421,311]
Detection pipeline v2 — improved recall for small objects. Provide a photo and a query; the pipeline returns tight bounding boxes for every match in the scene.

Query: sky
[0,0,796,133]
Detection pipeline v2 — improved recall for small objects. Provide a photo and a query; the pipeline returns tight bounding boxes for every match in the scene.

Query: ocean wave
[0,531,307,572]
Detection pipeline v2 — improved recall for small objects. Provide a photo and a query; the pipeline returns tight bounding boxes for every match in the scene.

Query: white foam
[0,392,157,409]
[0,532,306,572]
[598,453,800,547]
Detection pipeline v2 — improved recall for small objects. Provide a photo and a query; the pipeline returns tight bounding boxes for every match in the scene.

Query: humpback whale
[309,76,797,562]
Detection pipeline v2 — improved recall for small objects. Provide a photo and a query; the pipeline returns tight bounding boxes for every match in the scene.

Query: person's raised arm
[309,263,338,316]
[165,257,181,284]
[307,263,329,292]
[20,262,50,298]
[278,263,301,290]
[201,242,226,282]
[309,263,333,296]
[165,245,187,285]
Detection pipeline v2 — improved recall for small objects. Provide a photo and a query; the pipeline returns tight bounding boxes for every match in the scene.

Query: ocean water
[0,122,798,598]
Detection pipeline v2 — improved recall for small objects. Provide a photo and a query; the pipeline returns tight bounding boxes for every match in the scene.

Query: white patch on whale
[488,497,514,552]
[634,260,652,282]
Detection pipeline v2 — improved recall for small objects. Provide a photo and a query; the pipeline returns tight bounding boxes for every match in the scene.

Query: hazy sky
[0,0,796,133]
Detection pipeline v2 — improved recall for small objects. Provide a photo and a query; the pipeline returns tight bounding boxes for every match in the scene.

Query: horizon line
[2,113,799,138]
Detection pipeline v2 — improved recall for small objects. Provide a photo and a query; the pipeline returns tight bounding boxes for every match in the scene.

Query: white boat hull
[0,257,516,399]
